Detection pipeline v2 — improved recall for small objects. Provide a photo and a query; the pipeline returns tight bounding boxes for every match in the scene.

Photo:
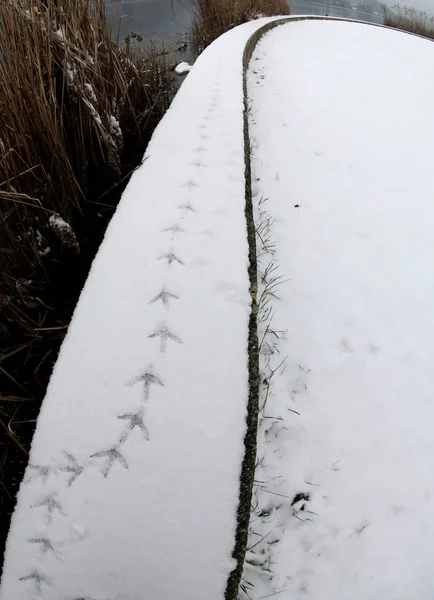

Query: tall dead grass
[382,3,434,39]
[191,0,290,52]
[0,0,172,338]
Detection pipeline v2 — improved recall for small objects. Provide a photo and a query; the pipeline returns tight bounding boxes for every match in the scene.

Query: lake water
[105,0,191,48]
[291,0,382,23]
[105,0,383,53]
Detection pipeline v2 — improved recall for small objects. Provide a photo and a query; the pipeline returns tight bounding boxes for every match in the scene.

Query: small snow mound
[66,61,76,84]
[107,114,123,174]
[54,28,65,41]
[175,62,193,75]
[109,115,123,146]
[49,214,80,254]
[84,82,97,104]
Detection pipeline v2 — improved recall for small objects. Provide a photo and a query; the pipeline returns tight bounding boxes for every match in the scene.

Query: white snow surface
[245,19,434,599]
[48,213,70,235]
[0,18,281,600]
[49,213,79,252]
[175,61,193,75]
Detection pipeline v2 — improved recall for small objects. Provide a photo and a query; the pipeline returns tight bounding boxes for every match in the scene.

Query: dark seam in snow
[224,16,314,600]
[224,21,274,600]
[225,20,294,598]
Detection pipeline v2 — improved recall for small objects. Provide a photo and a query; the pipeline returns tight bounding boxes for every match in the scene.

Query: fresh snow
[5,15,434,600]
[244,19,434,599]
[175,61,193,75]
[48,214,73,236]
[0,17,281,600]
[49,214,80,253]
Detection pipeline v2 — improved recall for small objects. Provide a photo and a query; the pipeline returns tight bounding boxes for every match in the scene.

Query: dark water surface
[105,0,191,48]
[291,0,383,23]
[105,0,383,50]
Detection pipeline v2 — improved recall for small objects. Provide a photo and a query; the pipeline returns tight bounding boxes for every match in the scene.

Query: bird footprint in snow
[19,571,49,593]
[149,288,179,308]
[32,493,65,524]
[118,409,149,443]
[149,324,182,353]
[91,446,128,478]
[60,452,85,487]
[128,367,164,401]
[158,252,185,266]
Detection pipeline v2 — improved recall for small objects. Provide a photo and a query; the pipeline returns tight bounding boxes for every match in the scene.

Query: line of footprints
[19,78,222,599]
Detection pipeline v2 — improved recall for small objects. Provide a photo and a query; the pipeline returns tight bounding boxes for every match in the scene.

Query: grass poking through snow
[239,188,289,598]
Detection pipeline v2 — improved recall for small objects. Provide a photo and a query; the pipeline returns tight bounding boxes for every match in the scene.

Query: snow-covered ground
[244,19,434,599]
[174,61,193,75]
[5,14,434,600]
[0,17,281,600]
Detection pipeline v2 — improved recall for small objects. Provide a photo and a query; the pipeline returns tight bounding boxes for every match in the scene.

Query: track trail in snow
[0,17,285,600]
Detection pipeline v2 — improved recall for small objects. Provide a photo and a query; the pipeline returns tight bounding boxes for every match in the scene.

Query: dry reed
[190,0,290,52]
[0,0,172,338]
[382,3,434,39]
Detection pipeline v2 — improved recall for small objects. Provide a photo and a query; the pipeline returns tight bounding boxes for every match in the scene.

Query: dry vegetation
[0,0,172,339]
[382,3,434,39]
[191,0,290,52]
[0,0,172,562]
